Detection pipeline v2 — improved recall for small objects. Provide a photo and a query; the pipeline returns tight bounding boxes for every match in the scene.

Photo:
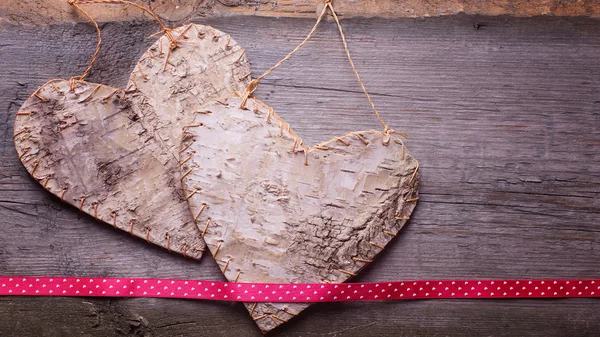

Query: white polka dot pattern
[0,278,598,302]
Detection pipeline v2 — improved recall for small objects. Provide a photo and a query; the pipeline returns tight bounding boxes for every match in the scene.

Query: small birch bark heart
[181,95,420,332]
[13,24,250,259]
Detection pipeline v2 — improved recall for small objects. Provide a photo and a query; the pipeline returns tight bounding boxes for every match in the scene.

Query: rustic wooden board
[1,0,599,25]
[0,14,599,336]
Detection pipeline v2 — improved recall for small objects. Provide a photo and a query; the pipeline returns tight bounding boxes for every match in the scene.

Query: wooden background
[1,10,600,337]
[3,0,599,24]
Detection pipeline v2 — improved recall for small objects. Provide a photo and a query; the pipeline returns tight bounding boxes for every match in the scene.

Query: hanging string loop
[66,0,177,90]
[240,0,404,140]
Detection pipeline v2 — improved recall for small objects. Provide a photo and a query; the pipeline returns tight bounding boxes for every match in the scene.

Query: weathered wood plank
[0,14,599,336]
[217,0,600,19]
[1,0,599,25]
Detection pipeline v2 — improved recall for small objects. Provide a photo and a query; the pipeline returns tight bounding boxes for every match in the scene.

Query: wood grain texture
[1,14,600,336]
[1,0,599,25]
[217,0,600,19]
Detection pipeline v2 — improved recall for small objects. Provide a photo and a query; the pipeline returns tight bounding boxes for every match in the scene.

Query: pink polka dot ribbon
[0,277,598,302]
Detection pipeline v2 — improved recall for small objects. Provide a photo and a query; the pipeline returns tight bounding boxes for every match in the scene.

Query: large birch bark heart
[13,24,251,259]
[180,95,420,332]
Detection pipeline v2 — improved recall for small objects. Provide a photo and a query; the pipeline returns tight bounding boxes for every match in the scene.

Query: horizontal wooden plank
[0,0,599,25]
[0,14,599,336]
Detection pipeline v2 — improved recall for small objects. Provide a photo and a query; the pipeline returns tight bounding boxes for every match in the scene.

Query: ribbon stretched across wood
[0,277,598,302]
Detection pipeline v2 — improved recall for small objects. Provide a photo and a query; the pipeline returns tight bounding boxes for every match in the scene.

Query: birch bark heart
[180,95,420,332]
[13,24,250,259]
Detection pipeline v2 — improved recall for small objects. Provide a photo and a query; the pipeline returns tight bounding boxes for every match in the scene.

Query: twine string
[68,1,102,82]
[67,0,175,86]
[326,1,388,133]
[239,4,329,109]
[240,0,397,136]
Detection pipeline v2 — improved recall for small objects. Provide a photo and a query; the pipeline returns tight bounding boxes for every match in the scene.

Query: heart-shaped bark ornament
[180,95,420,332]
[13,24,251,259]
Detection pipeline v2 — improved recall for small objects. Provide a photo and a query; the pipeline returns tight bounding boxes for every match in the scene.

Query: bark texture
[180,96,420,333]
[13,24,251,260]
